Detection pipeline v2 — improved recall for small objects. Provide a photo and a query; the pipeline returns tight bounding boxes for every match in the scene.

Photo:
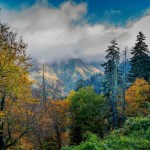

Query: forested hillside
[30,59,103,99]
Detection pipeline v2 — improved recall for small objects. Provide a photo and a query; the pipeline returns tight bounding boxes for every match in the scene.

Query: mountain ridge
[30,58,103,99]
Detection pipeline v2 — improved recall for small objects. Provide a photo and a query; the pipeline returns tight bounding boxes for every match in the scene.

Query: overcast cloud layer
[1,1,150,63]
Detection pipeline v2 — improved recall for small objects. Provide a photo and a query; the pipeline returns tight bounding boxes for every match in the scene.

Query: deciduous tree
[0,22,34,149]
[70,87,109,145]
[126,78,150,117]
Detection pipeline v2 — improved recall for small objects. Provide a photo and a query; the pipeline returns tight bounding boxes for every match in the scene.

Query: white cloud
[1,1,150,63]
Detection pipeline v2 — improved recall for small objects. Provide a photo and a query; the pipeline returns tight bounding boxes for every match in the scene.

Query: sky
[1,0,150,63]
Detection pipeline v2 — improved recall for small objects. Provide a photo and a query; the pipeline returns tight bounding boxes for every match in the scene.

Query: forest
[0,18,150,150]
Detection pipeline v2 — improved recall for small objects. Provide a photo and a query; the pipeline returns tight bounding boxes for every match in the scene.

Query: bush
[62,116,150,150]
[62,132,105,150]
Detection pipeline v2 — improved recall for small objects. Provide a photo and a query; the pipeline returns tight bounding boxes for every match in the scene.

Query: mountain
[30,59,103,99]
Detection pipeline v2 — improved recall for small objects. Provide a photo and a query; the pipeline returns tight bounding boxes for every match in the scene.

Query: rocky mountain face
[30,59,103,99]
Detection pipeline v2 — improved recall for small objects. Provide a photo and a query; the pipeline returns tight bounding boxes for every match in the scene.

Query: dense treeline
[0,19,150,150]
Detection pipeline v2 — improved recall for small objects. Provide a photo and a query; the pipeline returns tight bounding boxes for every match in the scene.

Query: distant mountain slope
[30,59,103,99]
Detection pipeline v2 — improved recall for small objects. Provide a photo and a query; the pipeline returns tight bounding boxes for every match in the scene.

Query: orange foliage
[4,95,38,149]
[32,99,71,149]
[126,78,150,117]
[48,99,71,148]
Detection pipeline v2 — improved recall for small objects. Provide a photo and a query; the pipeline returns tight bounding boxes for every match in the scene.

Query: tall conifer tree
[103,39,120,128]
[129,32,150,82]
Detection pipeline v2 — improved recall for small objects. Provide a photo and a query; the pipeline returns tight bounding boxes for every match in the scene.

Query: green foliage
[62,132,104,150]
[62,116,150,150]
[103,117,150,150]
[70,87,109,144]
[102,136,150,150]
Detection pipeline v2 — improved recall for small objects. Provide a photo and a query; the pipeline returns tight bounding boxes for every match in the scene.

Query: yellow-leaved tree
[126,78,150,117]
[0,22,37,149]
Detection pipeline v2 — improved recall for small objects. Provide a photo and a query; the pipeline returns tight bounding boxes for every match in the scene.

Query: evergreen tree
[75,78,86,91]
[102,39,120,128]
[129,31,150,82]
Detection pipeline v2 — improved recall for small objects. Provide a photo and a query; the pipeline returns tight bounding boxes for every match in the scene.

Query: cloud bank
[1,1,150,63]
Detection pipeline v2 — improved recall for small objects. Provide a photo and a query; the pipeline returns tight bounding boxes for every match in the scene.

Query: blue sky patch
[1,0,150,26]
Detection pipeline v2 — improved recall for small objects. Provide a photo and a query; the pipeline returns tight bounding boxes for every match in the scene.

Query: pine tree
[129,31,150,83]
[102,39,120,128]
[75,78,86,91]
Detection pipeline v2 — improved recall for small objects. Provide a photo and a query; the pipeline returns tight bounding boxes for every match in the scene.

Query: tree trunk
[0,93,6,150]
[112,100,117,129]
[55,126,62,150]
[0,136,6,150]
[99,131,104,139]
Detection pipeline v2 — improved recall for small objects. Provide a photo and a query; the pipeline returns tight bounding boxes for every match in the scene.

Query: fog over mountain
[30,58,103,98]
[1,0,150,63]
